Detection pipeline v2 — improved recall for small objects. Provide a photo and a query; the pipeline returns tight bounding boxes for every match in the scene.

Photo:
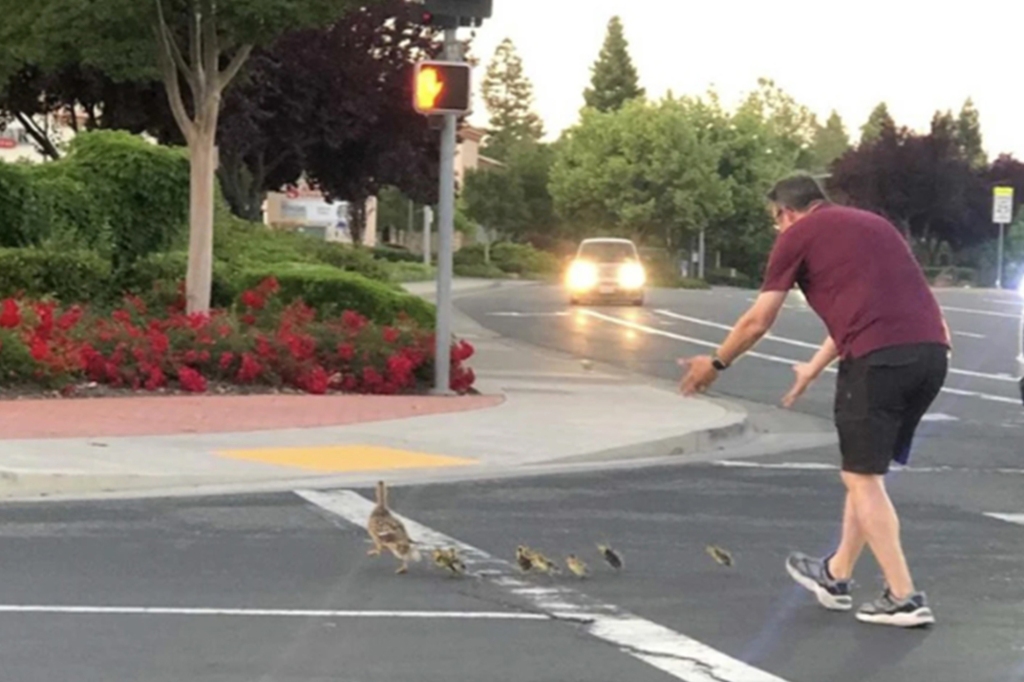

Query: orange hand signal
[416,67,446,110]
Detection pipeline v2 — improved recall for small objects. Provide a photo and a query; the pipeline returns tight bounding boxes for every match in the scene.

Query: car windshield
[578,241,636,262]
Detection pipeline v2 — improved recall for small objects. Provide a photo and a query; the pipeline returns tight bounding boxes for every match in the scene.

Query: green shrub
[454,262,508,279]
[0,328,38,384]
[236,263,435,327]
[491,242,559,276]
[372,245,421,263]
[0,162,35,247]
[63,131,189,270]
[119,251,237,308]
[454,244,487,268]
[0,248,111,302]
[306,242,396,283]
[23,163,110,252]
[384,262,436,283]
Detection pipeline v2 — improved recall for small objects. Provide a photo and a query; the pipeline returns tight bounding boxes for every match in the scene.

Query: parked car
[565,238,646,306]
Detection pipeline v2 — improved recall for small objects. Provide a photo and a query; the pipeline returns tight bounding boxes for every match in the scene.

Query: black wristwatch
[712,355,729,371]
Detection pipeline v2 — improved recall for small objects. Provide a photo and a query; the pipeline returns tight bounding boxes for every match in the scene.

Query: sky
[465,0,1023,160]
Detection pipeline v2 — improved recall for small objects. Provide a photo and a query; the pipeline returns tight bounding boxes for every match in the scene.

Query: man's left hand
[678,356,718,396]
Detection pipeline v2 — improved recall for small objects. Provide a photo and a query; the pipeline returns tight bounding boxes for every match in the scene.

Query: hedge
[236,263,435,328]
[0,248,112,302]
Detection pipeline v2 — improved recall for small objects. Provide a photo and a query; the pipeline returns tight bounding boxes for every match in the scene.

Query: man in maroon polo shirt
[680,174,950,628]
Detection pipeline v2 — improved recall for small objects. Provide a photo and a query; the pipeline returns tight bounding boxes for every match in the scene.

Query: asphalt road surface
[0,283,1020,682]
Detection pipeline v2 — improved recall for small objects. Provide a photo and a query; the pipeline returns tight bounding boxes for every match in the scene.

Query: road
[0,283,1020,682]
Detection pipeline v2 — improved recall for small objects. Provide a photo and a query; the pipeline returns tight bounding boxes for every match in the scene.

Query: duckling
[432,547,466,576]
[366,480,421,574]
[597,544,623,570]
[566,554,588,579]
[525,548,560,575]
[706,544,733,567]
[515,545,534,572]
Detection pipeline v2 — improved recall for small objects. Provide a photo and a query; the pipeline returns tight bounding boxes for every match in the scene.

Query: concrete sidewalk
[0,279,750,502]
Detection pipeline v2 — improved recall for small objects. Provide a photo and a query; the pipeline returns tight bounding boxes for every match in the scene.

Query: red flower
[361,366,383,391]
[342,310,368,333]
[237,353,262,383]
[382,326,401,344]
[451,339,475,363]
[56,306,83,331]
[219,352,235,371]
[178,366,208,393]
[302,366,330,395]
[241,314,257,326]
[240,290,265,310]
[386,353,416,385]
[144,365,166,391]
[0,299,21,328]
[337,343,355,362]
[112,309,132,324]
[29,335,50,361]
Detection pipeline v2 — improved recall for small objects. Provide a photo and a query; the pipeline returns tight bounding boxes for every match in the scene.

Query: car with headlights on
[565,237,646,306]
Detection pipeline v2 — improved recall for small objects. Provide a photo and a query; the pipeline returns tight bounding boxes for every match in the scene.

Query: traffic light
[413,61,471,115]
[420,0,492,27]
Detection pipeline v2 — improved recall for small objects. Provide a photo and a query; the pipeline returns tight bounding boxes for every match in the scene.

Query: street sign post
[411,1,490,393]
[993,186,1014,289]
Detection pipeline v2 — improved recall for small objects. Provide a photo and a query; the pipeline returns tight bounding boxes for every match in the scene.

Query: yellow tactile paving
[216,445,477,472]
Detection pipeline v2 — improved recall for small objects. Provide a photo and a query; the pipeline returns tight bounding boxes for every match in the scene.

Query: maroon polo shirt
[761,203,948,359]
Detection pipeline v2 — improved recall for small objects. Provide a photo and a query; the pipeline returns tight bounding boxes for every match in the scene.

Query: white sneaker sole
[786,560,852,611]
[856,608,935,627]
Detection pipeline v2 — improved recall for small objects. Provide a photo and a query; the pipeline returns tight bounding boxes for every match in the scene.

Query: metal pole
[423,205,433,266]
[996,222,1006,289]
[698,228,706,280]
[433,27,459,395]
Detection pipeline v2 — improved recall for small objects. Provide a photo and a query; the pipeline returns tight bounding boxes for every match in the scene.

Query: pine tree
[583,16,644,112]
[860,102,895,145]
[956,98,986,169]
[810,110,851,170]
[481,38,544,161]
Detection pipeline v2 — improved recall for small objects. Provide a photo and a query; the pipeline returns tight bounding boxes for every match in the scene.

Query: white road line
[982,299,1022,306]
[655,310,820,349]
[920,413,960,422]
[954,331,986,339]
[488,312,570,318]
[983,513,1024,526]
[654,309,1017,384]
[0,605,547,620]
[297,489,790,682]
[941,305,1020,319]
[585,309,1023,405]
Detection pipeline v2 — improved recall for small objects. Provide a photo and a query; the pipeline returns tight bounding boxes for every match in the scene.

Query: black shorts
[834,343,948,475]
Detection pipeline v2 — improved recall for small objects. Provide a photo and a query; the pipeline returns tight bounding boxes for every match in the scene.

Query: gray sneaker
[785,552,852,611]
[856,589,935,627]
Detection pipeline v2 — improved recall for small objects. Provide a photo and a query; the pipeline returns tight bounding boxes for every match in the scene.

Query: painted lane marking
[297,488,791,682]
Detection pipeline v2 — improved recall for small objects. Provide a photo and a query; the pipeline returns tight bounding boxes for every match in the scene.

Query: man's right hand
[782,363,817,408]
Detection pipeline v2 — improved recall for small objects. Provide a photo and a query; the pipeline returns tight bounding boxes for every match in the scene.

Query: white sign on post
[993,186,1014,224]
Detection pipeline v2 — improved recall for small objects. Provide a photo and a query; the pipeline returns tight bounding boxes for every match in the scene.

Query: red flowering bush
[0,278,476,395]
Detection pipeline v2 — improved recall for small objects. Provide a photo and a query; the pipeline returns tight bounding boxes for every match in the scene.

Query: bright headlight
[618,262,646,289]
[567,260,598,291]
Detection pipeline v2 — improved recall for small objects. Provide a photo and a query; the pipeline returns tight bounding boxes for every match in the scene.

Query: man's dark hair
[766,174,829,211]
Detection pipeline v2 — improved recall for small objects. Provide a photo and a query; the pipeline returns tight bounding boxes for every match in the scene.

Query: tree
[810,110,851,172]
[549,97,731,250]
[462,166,529,240]
[956,98,986,169]
[860,102,895,144]
[0,0,362,313]
[736,78,818,171]
[582,16,644,113]
[481,38,543,160]
[216,0,442,226]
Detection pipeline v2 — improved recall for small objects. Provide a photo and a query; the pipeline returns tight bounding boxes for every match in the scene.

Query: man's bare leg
[827,491,868,581]
[841,471,913,598]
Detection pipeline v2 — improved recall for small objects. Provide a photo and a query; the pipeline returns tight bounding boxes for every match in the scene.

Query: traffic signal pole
[432,27,459,395]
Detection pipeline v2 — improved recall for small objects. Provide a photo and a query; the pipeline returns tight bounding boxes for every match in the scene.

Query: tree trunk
[185,128,217,314]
